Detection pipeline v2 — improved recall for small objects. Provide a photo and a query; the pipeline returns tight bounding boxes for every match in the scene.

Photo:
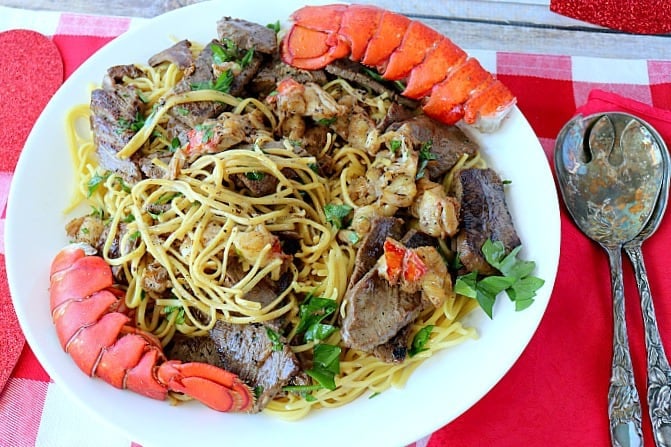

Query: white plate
[5,1,560,446]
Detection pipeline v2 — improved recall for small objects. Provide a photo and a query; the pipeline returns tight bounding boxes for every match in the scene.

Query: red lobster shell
[48,244,254,412]
[281,3,516,132]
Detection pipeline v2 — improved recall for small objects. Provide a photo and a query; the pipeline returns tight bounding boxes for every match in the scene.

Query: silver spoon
[555,112,665,447]
[623,119,671,447]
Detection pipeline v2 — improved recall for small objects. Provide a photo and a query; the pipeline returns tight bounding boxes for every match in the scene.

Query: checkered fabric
[2,5,671,447]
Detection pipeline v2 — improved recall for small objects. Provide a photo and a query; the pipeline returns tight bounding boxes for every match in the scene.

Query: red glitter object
[0,29,64,392]
[550,0,671,35]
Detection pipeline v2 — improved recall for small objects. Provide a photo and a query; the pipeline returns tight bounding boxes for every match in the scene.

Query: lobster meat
[49,244,254,412]
[281,4,516,132]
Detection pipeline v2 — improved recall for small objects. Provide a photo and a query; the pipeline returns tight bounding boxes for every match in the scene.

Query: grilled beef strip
[250,57,328,96]
[386,115,479,181]
[89,81,146,184]
[216,17,278,55]
[371,325,411,363]
[167,333,225,368]
[210,321,303,412]
[347,215,404,289]
[341,267,425,353]
[103,64,145,89]
[401,228,439,249]
[169,41,227,129]
[148,39,194,70]
[324,59,418,109]
[453,167,521,275]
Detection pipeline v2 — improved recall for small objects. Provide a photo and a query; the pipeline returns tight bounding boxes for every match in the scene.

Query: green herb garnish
[245,171,266,181]
[324,203,353,229]
[295,294,337,343]
[409,325,434,357]
[454,239,544,318]
[305,343,341,391]
[416,140,436,179]
[265,327,284,352]
[191,70,234,93]
[87,172,110,197]
[316,117,337,126]
[117,111,146,133]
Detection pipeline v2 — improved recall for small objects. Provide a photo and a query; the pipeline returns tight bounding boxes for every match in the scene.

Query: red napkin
[430,89,671,447]
[0,29,64,392]
[576,89,671,144]
[550,0,671,35]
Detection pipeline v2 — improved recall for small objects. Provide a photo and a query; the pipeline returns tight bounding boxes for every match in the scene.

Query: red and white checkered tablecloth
[2,4,671,447]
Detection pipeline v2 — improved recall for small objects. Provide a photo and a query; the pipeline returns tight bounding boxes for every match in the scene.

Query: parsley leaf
[324,203,353,229]
[191,70,234,93]
[116,111,146,133]
[87,172,111,197]
[267,20,281,33]
[305,343,341,391]
[162,305,185,324]
[245,171,266,181]
[409,325,434,357]
[454,239,544,318]
[316,117,337,126]
[416,140,436,180]
[265,327,284,351]
[295,294,337,342]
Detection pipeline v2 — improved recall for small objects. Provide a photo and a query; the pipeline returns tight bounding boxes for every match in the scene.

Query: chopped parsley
[153,192,182,205]
[162,305,185,325]
[244,171,266,181]
[316,117,337,126]
[416,140,436,180]
[409,325,434,357]
[267,20,281,33]
[454,239,544,318]
[191,70,234,93]
[265,327,284,352]
[116,111,146,133]
[87,171,111,197]
[194,123,215,143]
[211,39,254,69]
[324,203,353,229]
[295,294,338,343]
[305,343,341,391]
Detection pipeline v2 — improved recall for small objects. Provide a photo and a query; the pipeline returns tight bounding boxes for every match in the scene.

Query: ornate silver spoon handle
[606,245,644,447]
[625,243,671,447]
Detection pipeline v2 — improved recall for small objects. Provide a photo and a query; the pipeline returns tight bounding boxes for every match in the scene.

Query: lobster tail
[280,3,516,132]
[48,245,254,412]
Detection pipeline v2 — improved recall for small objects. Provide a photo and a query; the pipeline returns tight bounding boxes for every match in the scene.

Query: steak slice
[148,39,194,70]
[454,168,521,275]
[401,228,438,249]
[250,57,328,96]
[170,41,226,129]
[341,267,424,353]
[216,17,278,55]
[372,325,411,363]
[167,333,225,368]
[90,84,145,183]
[386,115,479,181]
[348,215,403,289]
[210,321,302,412]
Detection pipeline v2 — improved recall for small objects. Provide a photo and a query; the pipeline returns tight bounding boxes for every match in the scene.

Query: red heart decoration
[0,29,64,393]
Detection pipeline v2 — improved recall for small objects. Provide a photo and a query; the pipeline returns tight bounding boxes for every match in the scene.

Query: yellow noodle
[65,47,482,419]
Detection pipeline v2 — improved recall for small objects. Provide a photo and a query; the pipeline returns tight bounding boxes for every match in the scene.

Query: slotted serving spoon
[555,112,665,447]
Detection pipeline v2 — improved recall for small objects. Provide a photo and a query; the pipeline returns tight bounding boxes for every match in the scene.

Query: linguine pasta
[64,42,481,420]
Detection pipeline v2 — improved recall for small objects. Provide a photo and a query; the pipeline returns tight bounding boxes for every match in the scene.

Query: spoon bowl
[622,121,671,447]
[555,112,665,447]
